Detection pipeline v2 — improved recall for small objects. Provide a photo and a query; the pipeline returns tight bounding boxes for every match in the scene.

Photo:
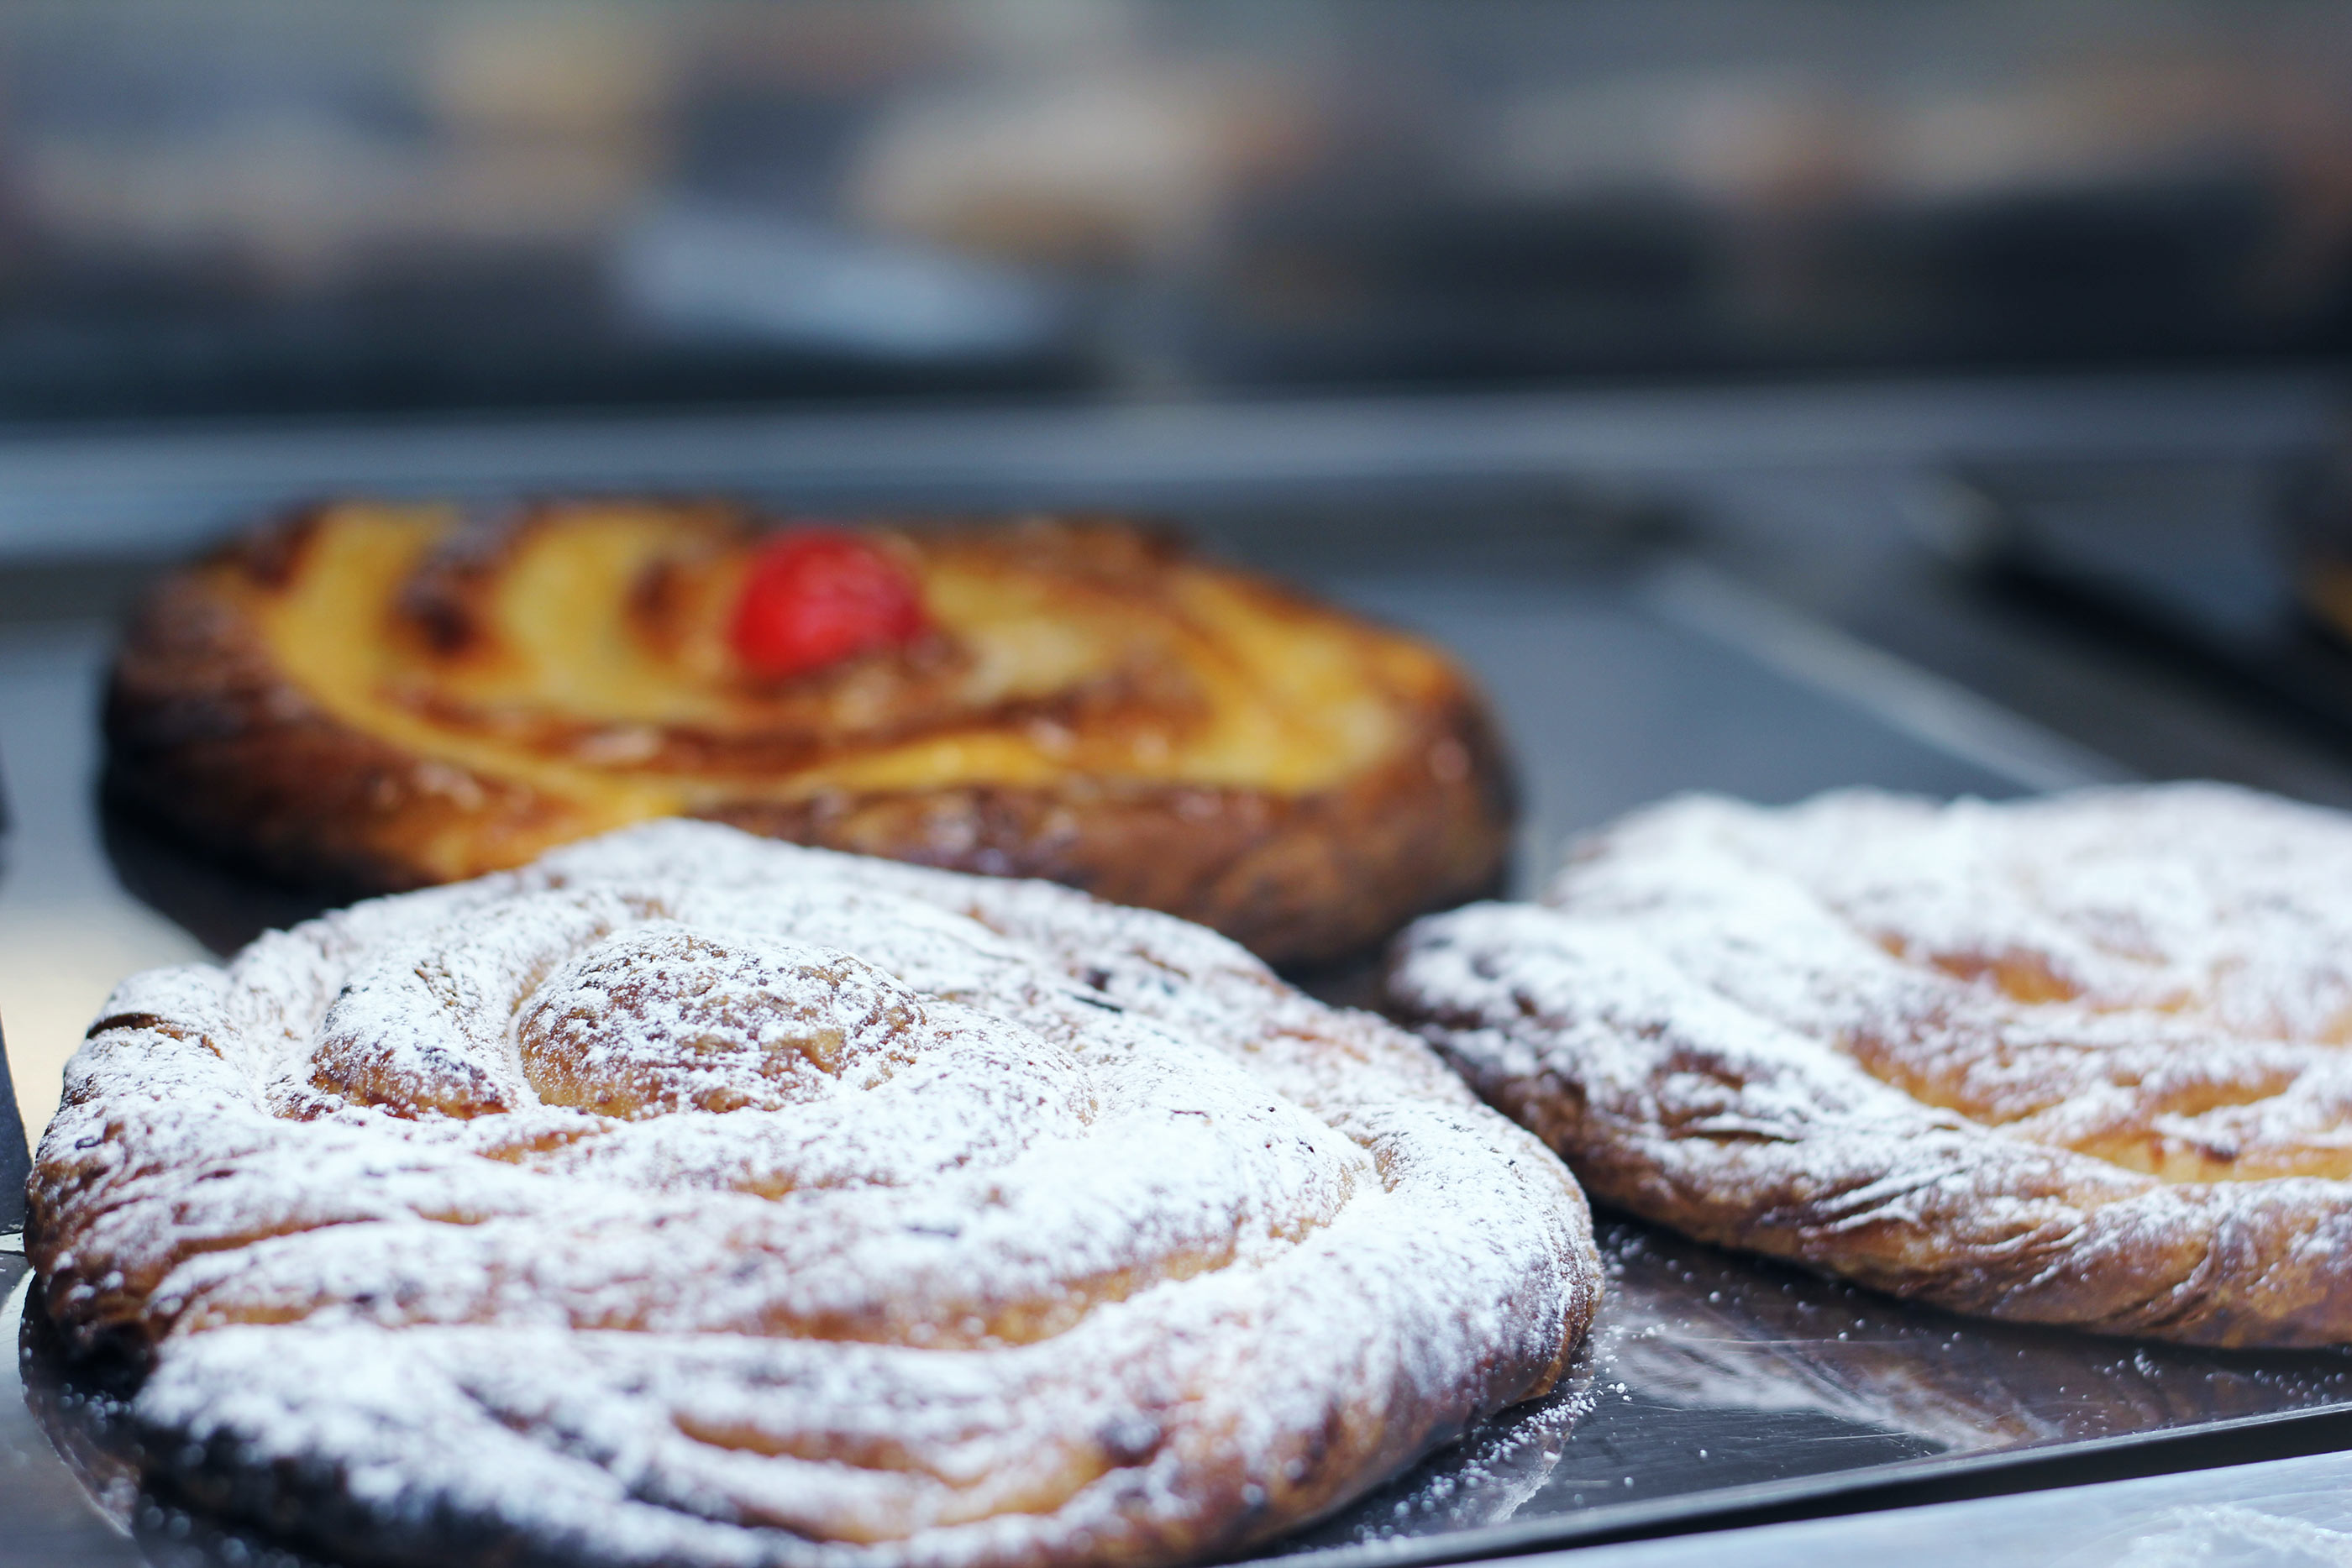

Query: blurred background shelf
[1,2,2350,422]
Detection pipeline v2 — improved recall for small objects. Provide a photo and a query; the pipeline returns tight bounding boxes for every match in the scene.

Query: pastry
[29,821,1597,1568]
[105,501,1509,967]
[1389,784,2352,1347]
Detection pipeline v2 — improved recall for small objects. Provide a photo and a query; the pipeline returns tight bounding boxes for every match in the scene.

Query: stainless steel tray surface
[1284,1216,2352,1565]
[3,507,2348,1568]
[1937,455,2352,741]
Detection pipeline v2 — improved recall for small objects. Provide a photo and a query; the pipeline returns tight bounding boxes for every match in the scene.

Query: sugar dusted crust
[30,822,1597,1568]
[104,504,1511,966]
[1388,784,2352,1348]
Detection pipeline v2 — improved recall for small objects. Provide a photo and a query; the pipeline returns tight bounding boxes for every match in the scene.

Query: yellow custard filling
[247,505,1439,836]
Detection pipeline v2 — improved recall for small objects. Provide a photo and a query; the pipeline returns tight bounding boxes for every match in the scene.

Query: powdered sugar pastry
[1389,784,2352,1346]
[31,821,1599,1568]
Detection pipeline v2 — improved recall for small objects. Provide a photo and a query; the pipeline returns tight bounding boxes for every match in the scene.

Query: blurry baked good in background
[29,821,1598,1568]
[1389,784,2352,1347]
[847,63,1311,274]
[8,5,2352,419]
[105,501,1510,965]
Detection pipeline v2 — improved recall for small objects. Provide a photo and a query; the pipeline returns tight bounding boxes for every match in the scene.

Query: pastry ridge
[31,821,1598,1568]
[1388,784,2352,1347]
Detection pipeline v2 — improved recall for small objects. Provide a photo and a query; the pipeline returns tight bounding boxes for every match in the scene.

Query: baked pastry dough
[30,822,1596,1568]
[1389,784,2352,1347]
[105,502,1509,965]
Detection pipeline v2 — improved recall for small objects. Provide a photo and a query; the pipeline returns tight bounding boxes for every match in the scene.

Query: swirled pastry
[29,821,1597,1568]
[105,501,1509,965]
[1389,784,2352,1347]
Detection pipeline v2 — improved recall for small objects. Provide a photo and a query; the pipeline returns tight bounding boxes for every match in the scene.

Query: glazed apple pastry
[105,501,1510,965]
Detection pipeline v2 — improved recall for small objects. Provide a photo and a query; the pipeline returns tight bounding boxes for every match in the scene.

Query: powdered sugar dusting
[32,820,1598,1568]
[1389,784,2352,1347]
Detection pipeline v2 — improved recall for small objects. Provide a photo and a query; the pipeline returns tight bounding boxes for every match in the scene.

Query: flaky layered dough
[30,822,1597,1568]
[105,503,1509,965]
[1389,784,2352,1348]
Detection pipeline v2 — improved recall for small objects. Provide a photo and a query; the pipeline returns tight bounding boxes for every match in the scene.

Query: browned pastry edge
[103,546,1512,968]
[1457,1050,2352,1348]
[1384,879,2352,1349]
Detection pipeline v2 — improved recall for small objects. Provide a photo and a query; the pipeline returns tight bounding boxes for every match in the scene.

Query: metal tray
[1934,454,2352,743]
[4,508,2349,1568]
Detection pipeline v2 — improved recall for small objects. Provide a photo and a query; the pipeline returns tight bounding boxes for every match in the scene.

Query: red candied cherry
[727,529,929,679]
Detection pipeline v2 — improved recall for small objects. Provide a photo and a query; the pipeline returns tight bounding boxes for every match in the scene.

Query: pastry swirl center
[517,926,926,1118]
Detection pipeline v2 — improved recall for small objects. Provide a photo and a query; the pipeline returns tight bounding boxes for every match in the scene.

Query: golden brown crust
[105,506,1511,965]
[105,567,564,893]
[1389,786,2352,1349]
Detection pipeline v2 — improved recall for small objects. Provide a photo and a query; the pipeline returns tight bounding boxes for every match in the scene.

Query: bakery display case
[11,4,2352,1567]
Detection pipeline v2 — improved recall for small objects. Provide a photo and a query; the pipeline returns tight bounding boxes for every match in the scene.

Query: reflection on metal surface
[1591,1223,2352,1456]
[1546,1440,2352,1568]
[1275,1219,2352,1567]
